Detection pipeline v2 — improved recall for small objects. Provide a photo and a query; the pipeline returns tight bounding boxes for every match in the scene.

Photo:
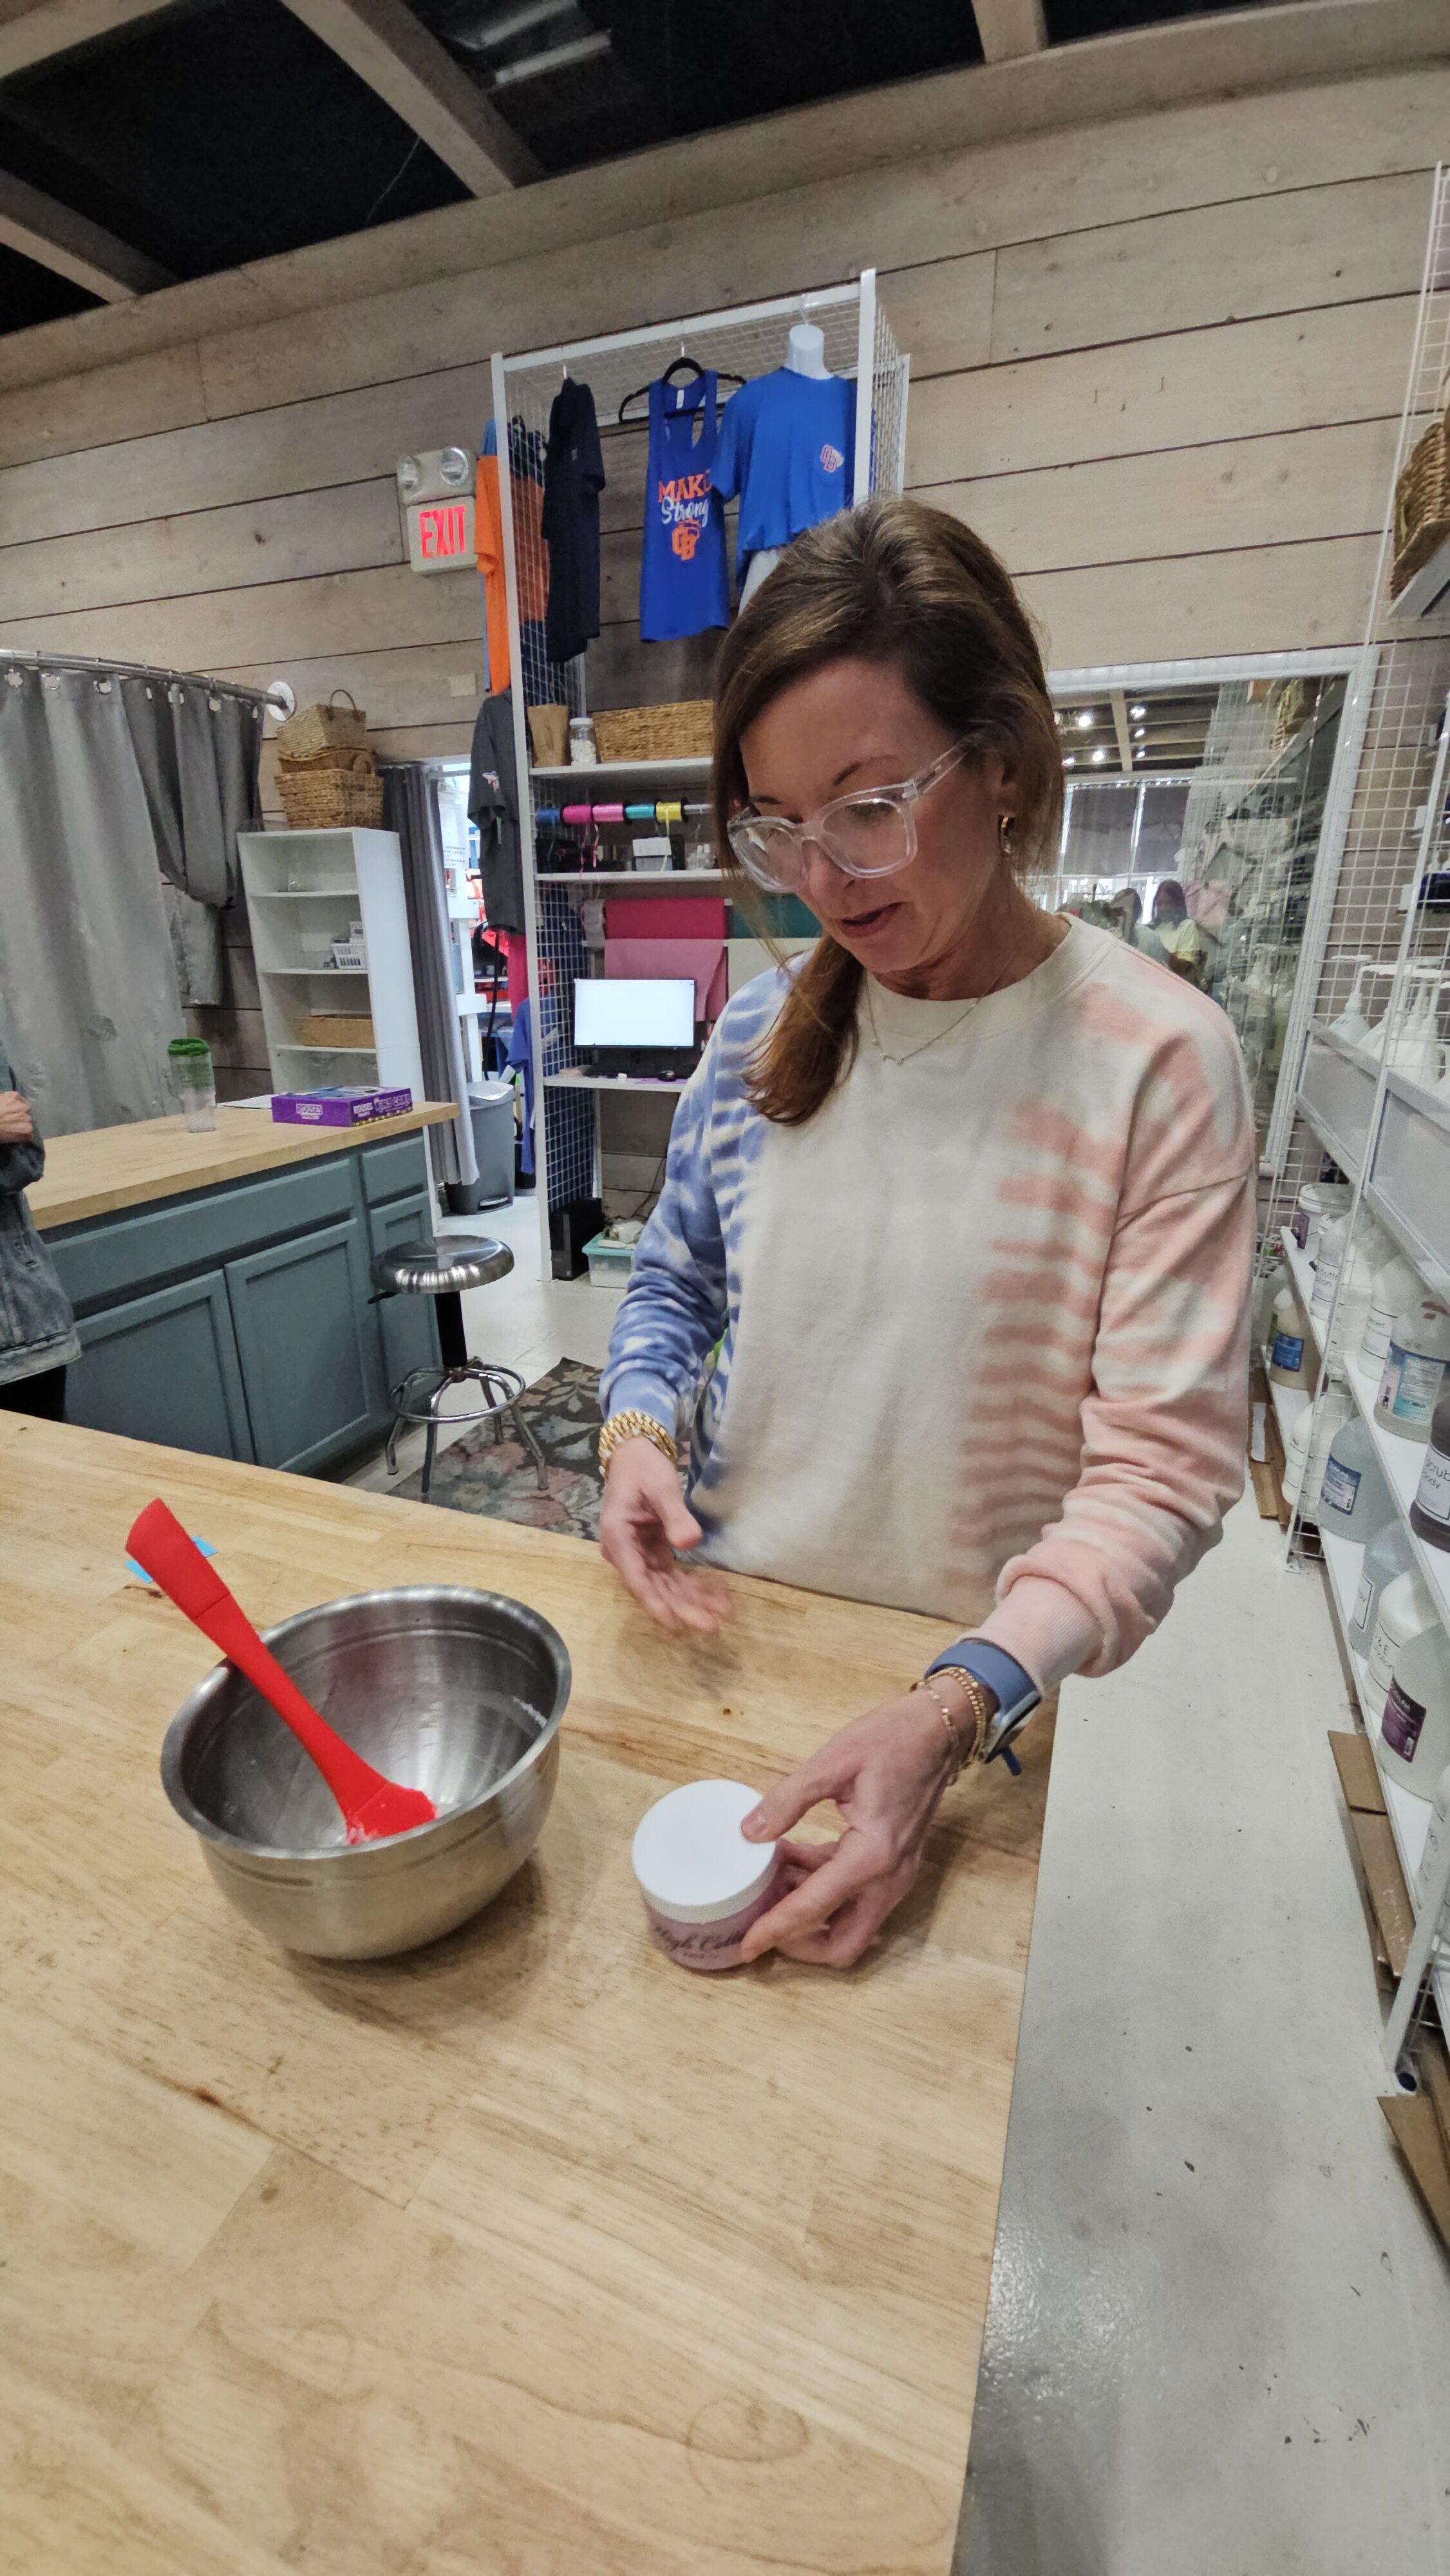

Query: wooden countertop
[0,1418,1051,2575]
[28,1101,458,1232]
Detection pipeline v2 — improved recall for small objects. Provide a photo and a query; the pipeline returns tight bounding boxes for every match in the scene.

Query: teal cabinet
[45,1128,437,1475]
[225,1215,384,1473]
[366,1188,440,1396]
[67,1270,254,1461]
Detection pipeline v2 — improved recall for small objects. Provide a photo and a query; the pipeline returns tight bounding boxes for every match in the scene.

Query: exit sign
[406,496,475,574]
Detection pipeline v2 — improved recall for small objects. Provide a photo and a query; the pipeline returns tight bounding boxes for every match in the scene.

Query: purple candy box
[272,1087,413,1128]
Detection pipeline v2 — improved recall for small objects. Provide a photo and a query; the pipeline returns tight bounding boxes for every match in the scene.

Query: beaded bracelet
[598,1408,679,1476]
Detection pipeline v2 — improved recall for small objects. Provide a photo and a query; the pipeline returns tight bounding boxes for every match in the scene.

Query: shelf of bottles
[1263,167,1450,2069]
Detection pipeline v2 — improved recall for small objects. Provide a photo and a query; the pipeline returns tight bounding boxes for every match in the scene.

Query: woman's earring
[998,813,1017,860]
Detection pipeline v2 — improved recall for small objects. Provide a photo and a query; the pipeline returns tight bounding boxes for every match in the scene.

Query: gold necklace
[866,931,1028,1067]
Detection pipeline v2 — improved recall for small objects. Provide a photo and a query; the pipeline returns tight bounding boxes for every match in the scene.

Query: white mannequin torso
[785,322,829,379]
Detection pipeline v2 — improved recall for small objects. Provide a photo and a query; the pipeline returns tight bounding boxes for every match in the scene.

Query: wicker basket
[294,1014,375,1050]
[1391,406,1450,598]
[592,701,715,763]
[274,690,368,761]
[277,750,384,830]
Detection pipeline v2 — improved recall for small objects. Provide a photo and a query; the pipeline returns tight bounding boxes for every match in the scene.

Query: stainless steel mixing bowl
[160,1585,569,1960]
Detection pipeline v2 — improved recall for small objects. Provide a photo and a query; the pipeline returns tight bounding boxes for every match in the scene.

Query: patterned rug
[392,1358,606,1540]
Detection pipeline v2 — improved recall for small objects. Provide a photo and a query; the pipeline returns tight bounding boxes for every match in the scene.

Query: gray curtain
[0,663,262,1134]
[383,764,476,1189]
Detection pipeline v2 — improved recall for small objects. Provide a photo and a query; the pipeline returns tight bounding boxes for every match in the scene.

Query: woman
[1106,882,1169,966]
[599,500,1253,1967]
[1151,878,1209,987]
[0,1036,79,1419]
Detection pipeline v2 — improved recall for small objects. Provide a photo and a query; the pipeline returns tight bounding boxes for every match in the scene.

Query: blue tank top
[640,372,731,643]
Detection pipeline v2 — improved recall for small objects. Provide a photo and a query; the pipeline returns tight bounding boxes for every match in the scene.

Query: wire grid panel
[500,279,907,1218]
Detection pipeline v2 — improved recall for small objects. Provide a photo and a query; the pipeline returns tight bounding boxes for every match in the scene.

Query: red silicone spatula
[128,1497,437,1844]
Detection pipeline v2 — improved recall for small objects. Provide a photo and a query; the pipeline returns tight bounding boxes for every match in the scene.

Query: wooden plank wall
[0,58,1444,1092]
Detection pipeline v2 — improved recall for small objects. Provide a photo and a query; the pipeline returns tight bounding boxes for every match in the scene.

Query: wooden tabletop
[0,1418,1051,2575]
[28,1101,458,1233]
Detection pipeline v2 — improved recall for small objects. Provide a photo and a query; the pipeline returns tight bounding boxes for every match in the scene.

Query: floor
[348,1205,1450,2572]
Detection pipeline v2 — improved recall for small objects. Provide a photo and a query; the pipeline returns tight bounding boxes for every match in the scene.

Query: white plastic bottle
[1375,1297,1450,1443]
[1268,1287,1312,1388]
[1253,1260,1288,1355]
[1348,1520,1412,1653]
[1367,1567,1438,1693]
[1316,1414,1394,1540]
[1326,1216,1385,1368]
[1310,1213,1350,1325]
[1379,1620,1450,1799]
[1360,1249,1420,1369]
[1417,1761,1450,1899]
[1285,1381,1352,1511]
[1327,962,1371,1049]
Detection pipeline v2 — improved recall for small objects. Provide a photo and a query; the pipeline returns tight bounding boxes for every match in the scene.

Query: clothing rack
[0,647,290,714]
[489,274,910,1278]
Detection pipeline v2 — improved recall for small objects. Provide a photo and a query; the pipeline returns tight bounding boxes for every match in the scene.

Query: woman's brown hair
[713,495,1062,1126]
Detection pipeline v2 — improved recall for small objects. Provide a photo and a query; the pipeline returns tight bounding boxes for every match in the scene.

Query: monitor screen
[573,978,696,1049]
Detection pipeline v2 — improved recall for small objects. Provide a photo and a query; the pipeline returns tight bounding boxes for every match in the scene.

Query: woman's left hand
[735,1692,964,1968]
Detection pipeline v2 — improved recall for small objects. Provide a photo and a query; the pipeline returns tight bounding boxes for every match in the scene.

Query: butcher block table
[0,1415,1051,2576]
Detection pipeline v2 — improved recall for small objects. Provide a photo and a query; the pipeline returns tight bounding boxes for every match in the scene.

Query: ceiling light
[1129,703,1146,718]
[1064,755,1077,767]
[1091,747,1108,764]
[1133,726,1146,739]
[1075,710,1095,730]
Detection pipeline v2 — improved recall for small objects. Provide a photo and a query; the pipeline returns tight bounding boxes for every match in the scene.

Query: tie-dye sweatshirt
[601,919,1255,1694]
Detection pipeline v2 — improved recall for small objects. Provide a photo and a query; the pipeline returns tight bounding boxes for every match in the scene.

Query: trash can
[443,1081,516,1213]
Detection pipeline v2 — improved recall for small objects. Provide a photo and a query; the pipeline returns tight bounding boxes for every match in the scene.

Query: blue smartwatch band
[927,1640,1040,1774]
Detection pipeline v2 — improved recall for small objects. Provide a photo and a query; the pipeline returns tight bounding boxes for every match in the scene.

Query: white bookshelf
[238,829,425,1102]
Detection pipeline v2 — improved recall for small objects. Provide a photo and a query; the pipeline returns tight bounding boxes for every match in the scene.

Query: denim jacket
[0,1045,80,1387]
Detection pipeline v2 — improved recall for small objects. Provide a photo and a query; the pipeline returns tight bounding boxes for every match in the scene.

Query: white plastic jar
[631,1779,787,1972]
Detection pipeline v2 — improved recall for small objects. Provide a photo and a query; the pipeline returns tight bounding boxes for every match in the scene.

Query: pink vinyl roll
[592,802,626,824]
[562,803,592,826]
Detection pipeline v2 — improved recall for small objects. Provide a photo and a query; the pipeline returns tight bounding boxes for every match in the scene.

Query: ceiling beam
[0,0,169,81]
[972,0,1048,63]
[1109,689,1135,773]
[278,0,540,196]
[0,167,173,298]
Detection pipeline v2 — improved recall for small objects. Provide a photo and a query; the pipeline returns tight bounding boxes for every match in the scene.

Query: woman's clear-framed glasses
[726,739,972,895]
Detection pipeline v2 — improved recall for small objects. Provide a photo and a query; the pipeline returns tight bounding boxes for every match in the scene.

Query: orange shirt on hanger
[475,450,511,694]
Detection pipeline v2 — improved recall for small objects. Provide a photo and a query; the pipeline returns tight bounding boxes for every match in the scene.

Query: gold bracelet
[598,1408,679,1477]
[910,1671,993,1783]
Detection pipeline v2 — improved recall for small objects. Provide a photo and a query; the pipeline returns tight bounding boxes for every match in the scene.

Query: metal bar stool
[371,1236,547,1502]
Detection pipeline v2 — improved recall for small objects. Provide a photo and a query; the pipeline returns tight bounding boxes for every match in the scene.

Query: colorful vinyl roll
[534,806,561,826]
[592,802,625,824]
[625,802,657,822]
[562,803,592,826]
[655,801,683,825]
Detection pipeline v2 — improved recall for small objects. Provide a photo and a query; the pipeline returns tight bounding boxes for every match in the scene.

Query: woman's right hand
[599,1437,731,1634]
[0,1091,34,1148]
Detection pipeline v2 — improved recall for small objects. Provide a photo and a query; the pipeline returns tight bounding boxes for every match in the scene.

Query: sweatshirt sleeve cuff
[602,1370,680,1439]
[972,1575,1104,1698]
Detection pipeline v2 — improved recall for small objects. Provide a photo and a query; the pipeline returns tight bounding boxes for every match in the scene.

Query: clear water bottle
[167,1036,216,1132]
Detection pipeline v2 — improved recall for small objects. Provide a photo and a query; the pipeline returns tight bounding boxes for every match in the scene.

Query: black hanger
[617,357,746,424]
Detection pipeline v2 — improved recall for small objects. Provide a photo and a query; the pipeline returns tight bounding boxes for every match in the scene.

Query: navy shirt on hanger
[542,378,605,666]
[640,372,731,643]
[710,368,857,576]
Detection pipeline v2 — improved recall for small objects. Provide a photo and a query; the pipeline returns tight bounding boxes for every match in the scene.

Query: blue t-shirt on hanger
[640,372,731,643]
[710,368,857,576]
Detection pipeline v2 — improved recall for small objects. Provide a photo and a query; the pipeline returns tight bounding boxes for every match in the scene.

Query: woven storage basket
[1391,405,1450,598]
[294,1014,375,1050]
[592,701,714,762]
[278,751,384,830]
[274,689,368,761]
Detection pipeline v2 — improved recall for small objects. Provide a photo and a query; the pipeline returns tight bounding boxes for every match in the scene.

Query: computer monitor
[573,977,698,1077]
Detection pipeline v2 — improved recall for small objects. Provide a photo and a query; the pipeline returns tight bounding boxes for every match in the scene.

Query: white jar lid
[631,1779,778,1924]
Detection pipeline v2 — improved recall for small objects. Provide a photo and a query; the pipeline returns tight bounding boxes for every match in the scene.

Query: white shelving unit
[492,273,907,1277]
[238,828,425,1103]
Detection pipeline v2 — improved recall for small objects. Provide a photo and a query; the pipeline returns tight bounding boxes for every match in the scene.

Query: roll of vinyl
[593,802,626,824]
[534,806,561,826]
[562,803,592,826]
[655,801,683,825]
[625,802,657,821]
